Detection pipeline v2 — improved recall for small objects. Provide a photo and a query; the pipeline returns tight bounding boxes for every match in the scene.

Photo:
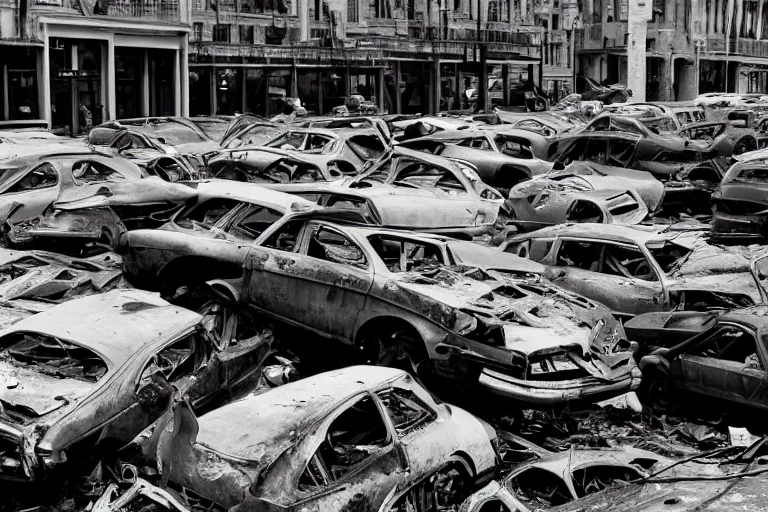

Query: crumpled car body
[552,161,665,212]
[503,223,761,318]
[629,307,768,413]
[97,367,497,512]
[266,182,499,238]
[347,146,503,229]
[461,446,731,511]
[206,146,347,184]
[0,288,272,483]
[506,179,648,231]
[711,156,768,240]
[396,128,554,191]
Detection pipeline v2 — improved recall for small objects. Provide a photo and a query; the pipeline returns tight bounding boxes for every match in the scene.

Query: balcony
[705,35,768,57]
[94,0,184,23]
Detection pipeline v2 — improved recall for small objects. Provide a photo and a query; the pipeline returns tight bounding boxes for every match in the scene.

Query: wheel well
[495,165,533,192]
[354,316,425,353]
[734,136,758,154]
[687,165,720,184]
[449,451,477,479]
[158,256,243,290]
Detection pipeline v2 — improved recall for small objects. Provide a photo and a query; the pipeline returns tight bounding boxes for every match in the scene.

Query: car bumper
[477,366,642,405]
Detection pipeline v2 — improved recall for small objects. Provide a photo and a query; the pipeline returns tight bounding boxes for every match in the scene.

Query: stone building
[576,0,768,100]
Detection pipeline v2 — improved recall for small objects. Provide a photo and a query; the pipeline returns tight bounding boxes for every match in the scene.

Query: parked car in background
[503,223,761,318]
[207,146,351,183]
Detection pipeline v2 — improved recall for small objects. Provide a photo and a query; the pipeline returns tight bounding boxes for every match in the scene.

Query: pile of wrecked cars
[0,101,767,512]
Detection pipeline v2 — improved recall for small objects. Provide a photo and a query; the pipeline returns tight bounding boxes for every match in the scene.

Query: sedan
[0,288,272,483]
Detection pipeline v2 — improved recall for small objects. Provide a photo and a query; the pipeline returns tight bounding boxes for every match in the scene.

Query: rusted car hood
[0,362,93,417]
[53,177,197,210]
[390,268,609,356]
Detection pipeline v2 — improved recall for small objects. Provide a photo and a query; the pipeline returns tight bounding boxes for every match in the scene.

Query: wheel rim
[648,378,671,411]
[198,300,237,350]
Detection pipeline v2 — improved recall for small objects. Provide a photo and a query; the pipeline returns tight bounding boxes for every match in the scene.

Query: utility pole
[626,0,652,101]
[477,0,488,112]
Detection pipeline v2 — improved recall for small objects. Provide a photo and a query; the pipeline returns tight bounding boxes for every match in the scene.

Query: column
[210,66,217,115]
[141,49,150,116]
[3,65,9,120]
[240,68,247,113]
[264,69,271,117]
[181,37,190,117]
[106,37,116,121]
[455,63,462,110]
[394,60,402,113]
[291,64,299,98]
[173,48,181,116]
[317,69,323,114]
[501,64,509,105]
[377,67,385,111]
[38,44,50,128]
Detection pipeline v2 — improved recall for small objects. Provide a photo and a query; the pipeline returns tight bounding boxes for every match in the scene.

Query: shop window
[213,24,230,42]
[4,164,57,194]
[8,71,38,120]
[239,25,255,43]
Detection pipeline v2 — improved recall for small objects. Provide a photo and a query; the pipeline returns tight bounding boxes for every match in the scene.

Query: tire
[638,369,673,413]
[359,322,431,380]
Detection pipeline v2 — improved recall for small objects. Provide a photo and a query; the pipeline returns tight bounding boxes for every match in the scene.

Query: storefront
[38,16,189,134]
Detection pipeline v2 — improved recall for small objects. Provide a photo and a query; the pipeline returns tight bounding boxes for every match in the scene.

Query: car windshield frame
[130,120,207,145]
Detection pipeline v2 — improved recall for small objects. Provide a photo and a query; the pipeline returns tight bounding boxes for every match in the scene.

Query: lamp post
[565,13,581,95]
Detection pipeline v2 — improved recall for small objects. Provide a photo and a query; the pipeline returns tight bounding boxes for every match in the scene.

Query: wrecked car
[103,129,204,181]
[98,367,498,512]
[346,146,503,229]
[461,445,730,511]
[503,223,761,318]
[396,128,555,192]
[206,146,350,183]
[0,288,273,483]
[267,183,503,239]
[627,303,768,413]
[711,155,768,241]
[576,75,630,104]
[546,161,665,212]
[126,218,640,405]
[505,179,648,231]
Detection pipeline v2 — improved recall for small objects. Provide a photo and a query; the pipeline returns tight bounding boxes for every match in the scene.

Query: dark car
[627,304,768,413]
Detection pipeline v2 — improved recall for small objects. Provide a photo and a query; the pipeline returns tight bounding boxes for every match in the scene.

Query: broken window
[494,136,534,159]
[141,332,212,384]
[377,387,437,436]
[692,325,760,366]
[582,139,608,164]
[507,467,572,507]
[346,135,386,161]
[565,200,604,223]
[557,139,588,165]
[261,160,324,183]
[175,198,241,230]
[306,226,367,269]
[0,332,107,382]
[71,161,125,184]
[228,125,284,148]
[647,242,690,275]
[556,240,602,271]
[607,140,635,166]
[5,164,57,193]
[514,119,555,137]
[457,137,492,151]
[298,394,390,489]
[368,235,444,272]
[227,204,283,242]
[393,161,469,195]
[571,465,642,497]
[602,244,658,281]
[262,219,305,252]
[735,166,768,184]
[477,502,516,512]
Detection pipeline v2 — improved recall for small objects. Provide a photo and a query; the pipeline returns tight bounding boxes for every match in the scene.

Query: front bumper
[477,366,642,405]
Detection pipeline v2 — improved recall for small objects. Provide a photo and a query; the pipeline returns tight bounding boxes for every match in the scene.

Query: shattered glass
[0,332,107,382]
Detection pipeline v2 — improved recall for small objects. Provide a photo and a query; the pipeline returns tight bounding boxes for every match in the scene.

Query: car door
[245,220,373,342]
[292,392,406,512]
[550,238,664,317]
[677,324,768,409]
[0,163,59,222]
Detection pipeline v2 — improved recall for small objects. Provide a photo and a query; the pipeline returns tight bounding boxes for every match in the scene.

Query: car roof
[513,223,676,245]
[392,145,460,168]
[0,146,112,165]
[192,180,317,212]
[196,366,404,461]
[0,289,200,368]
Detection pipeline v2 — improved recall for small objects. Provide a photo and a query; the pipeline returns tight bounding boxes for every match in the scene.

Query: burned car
[576,75,630,104]
[268,183,503,239]
[503,223,761,318]
[505,179,648,231]
[206,147,350,183]
[461,445,730,511]
[347,146,503,230]
[0,288,273,483]
[97,367,498,512]
[397,129,558,194]
[627,303,768,413]
[711,155,768,241]
[125,220,640,406]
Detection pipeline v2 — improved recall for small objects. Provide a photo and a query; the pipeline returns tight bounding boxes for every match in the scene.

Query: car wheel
[196,298,238,350]
[639,370,673,413]
[360,324,430,379]
[733,137,757,155]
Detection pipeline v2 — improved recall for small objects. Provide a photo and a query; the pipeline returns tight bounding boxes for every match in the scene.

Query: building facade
[188,0,544,116]
[0,0,190,134]
[575,0,768,100]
